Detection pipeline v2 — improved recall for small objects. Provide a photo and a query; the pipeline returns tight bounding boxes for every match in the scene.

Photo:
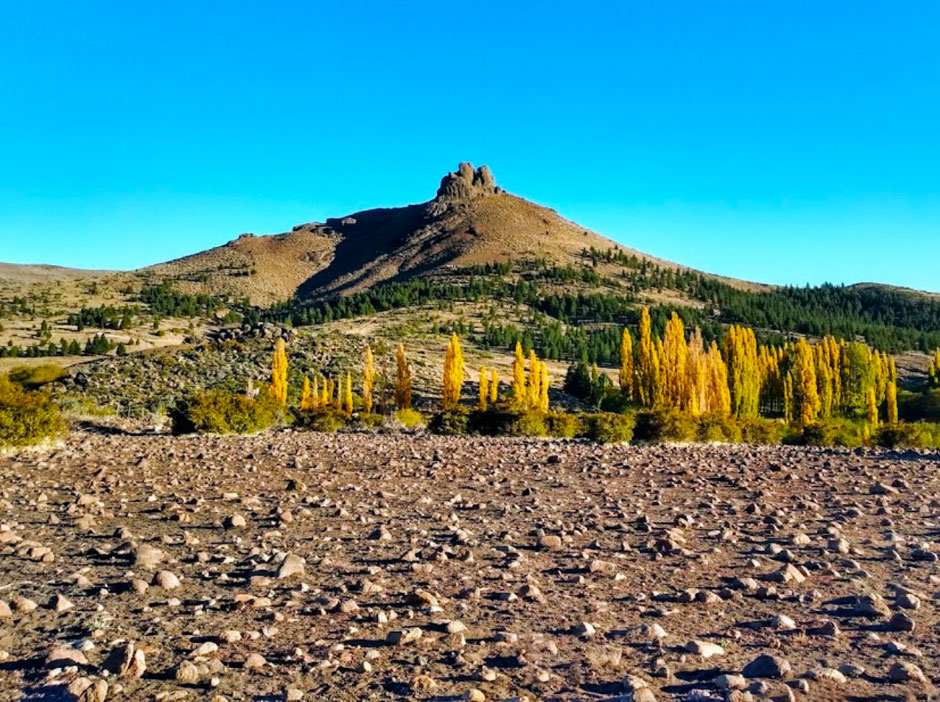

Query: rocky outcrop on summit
[435,162,498,201]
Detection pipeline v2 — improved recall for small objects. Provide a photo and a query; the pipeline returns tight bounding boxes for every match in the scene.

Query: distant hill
[143,162,759,306]
[2,163,939,361]
[0,263,109,285]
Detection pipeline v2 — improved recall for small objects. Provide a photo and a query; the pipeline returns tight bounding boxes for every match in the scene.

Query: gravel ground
[1,431,939,702]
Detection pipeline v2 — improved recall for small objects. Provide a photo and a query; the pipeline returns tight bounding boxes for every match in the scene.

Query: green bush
[580,412,635,443]
[874,422,938,449]
[738,417,785,444]
[171,390,279,435]
[392,408,425,430]
[0,377,64,447]
[429,406,471,435]
[293,408,348,432]
[544,410,583,438]
[599,390,634,414]
[785,419,864,447]
[633,410,697,442]
[359,412,384,429]
[469,408,547,437]
[7,364,66,389]
[696,412,742,443]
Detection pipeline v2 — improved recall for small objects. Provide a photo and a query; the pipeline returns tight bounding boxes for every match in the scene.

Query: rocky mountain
[143,162,715,305]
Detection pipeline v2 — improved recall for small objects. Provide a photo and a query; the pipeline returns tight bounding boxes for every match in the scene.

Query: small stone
[685,640,726,659]
[276,553,305,579]
[888,661,927,683]
[386,628,423,646]
[574,621,596,637]
[48,594,74,613]
[887,611,916,632]
[742,653,791,679]
[224,514,247,529]
[244,652,267,670]
[153,570,181,590]
[176,660,200,684]
[101,642,146,678]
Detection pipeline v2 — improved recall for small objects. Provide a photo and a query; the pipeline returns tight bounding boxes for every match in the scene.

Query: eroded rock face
[435,162,498,201]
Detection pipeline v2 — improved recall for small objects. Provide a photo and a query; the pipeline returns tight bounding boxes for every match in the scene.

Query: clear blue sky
[1,2,938,291]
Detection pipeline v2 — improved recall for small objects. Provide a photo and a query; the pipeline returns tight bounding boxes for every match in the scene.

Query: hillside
[2,162,940,384]
[0,263,109,285]
[145,163,755,306]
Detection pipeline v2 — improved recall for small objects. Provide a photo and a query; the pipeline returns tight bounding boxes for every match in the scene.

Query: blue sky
[1,1,938,291]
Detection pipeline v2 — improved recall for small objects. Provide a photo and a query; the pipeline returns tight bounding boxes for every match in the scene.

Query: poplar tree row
[621,307,899,428]
[268,339,414,416]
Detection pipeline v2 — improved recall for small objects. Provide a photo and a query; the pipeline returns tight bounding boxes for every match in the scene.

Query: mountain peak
[435,162,499,201]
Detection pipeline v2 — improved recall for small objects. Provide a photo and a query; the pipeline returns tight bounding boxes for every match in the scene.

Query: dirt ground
[1,431,939,701]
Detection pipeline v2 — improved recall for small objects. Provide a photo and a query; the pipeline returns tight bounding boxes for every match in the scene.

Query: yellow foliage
[343,372,353,417]
[271,338,288,406]
[478,365,488,410]
[511,342,526,408]
[362,346,375,414]
[489,368,499,404]
[885,381,898,424]
[395,343,412,410]
[442,333,464,410]
[539,361,549,412]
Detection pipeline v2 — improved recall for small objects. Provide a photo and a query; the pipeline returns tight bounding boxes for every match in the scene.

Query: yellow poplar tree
[619,328,634,399]
[866,386,878,429]
[527,350,541,410]
[343,372,353,416]
[478,365,488,410]
[686,328,707,416]
[362,346,375,414]
[885,380,898,424]
[660,312,688,411]
[929,349,940,388]
[636,307,656,407]
[794,339,819,428]
[511,342,526,408]
[271,337,288,406]
[722,325,759,418]
[489,368,499,404]
[395,343,412,411]
[300,376,313,411]
[539,361,549,412]
[442,333,464,410]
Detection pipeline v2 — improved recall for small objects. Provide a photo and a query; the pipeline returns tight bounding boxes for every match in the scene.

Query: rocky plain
[1,431,940,702]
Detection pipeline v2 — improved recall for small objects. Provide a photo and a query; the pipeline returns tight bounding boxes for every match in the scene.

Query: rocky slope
[142,163,690,305]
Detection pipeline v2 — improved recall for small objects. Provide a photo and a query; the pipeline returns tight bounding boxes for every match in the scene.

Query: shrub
[696,413,742,443]
[292,408,348,432]
[874,422,938,449]
[599,390,633,414]
[544,410,583,438]
[393,408,425,430]
[309,410,348,433]
[359,412,384,429]
[7,364,66,389]
[633,410,697,443]
[738,417,785,445]
[785,419,864,448]
[469,408,547,437]
[429,406,471,435]
[171,390,279,435]
[0,377,64,447]
[581,412,635,443]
